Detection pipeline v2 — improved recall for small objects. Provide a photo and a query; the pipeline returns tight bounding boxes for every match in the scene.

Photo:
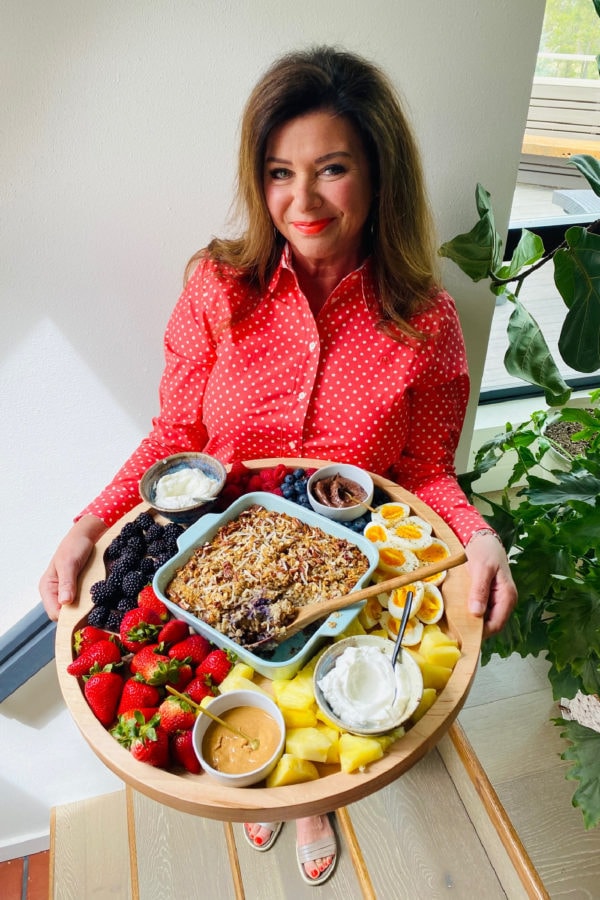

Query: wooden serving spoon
[274,549,467,645]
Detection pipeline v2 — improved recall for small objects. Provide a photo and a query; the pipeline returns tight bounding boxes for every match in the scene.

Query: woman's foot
[296,815,337,884]
[243,822,282,851]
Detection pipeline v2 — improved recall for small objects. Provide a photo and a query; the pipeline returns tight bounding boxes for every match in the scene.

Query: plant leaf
[558,718,600,829]
[504,300,571,406]
[438,184,503,280]
[499,228,545,279]
[569,154,600,197]
[527,470,600,506]
[554,227,600,372]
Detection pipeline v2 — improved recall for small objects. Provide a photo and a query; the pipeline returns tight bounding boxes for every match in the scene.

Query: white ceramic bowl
[313,635,423,735]
[192,690,286,787]
[139,452,227,526]
[307,464,374,522]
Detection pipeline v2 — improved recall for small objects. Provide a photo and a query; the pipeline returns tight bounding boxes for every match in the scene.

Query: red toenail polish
[255,837,263,845]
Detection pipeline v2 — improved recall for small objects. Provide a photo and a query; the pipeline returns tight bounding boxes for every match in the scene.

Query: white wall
[2,0,545,637]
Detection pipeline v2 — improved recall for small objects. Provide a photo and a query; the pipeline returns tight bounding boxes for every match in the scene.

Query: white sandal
[242,821,283,852]
[296,834,337,885]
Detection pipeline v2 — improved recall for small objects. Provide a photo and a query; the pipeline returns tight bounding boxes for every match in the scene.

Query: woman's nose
[294,177,322,211]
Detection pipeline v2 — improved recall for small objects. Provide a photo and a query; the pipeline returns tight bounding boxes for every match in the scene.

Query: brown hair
[186,46,439,335]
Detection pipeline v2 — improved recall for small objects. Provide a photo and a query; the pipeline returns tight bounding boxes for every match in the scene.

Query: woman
[40,46,516,886]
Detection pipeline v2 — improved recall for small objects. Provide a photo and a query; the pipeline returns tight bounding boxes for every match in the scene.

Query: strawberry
[117,677,161,716]
[138,585,169,622]
[185,676,216,705]
[84,666,123,727]
[111,711,170,768]
[119,608,162,653]
[73,625,114,655]
[171,729,202,774]
[157,695,197,733]
[67,639,122,677]
[168,634,211,666]
[170,661,194,691]
[118,707,159,723]
[130,644,188,686]
[158,618,190,647]
[195,648,233,685]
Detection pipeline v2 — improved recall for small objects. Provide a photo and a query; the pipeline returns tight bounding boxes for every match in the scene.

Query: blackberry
[135,511,155,532]
[145,523,165,543]
[147,539,168,559]
[116,595,139,613]
[162,540,179,558]
[124,535,146,559]
[105,536,125,561]
[122,570,146,597]
[154,553,173,568]
[120,521,143,541]
[90,580,115,607]
[162,522,184,542]
[109,553,138,582]
[105,609,125,631]
[87,605,110,627]
[139,556,156,579]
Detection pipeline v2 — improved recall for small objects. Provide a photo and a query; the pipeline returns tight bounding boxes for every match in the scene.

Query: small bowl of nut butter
[307,464,374,523]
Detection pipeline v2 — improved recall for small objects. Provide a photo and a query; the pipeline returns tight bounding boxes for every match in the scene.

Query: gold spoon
[166,685,260,750]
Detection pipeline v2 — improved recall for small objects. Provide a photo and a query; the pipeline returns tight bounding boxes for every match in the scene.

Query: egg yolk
[393,523,426,541]
[380,503,408,523]
[365,523,388,543]
[416,543,449,563]
[379,547,410,567]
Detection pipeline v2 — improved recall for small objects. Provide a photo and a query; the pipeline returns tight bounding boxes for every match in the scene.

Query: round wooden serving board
[55,459,482,821]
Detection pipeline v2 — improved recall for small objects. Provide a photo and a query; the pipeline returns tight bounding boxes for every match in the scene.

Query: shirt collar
[268,243,374,307]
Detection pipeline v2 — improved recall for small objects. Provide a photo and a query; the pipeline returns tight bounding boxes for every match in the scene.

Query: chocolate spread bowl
[307,464,374,522]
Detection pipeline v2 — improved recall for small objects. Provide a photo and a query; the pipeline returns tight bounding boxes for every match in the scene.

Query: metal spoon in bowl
[391,589,413,669]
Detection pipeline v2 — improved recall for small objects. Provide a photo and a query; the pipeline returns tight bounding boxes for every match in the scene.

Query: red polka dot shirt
[78,249,489,543]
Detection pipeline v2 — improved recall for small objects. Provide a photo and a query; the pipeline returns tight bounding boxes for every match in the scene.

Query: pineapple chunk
[336,617,366,640]
[419,630,459,658]
[374,727,405,752]
[316,724,340,764]
[315,706,345,731]
[218,673,269,696]
[369,628,388,639]
[358,596,384,630]
[421,662,453,691]
[425,644,462,668]
[280,706,318,729]
[339,733,384,773]
[229,661,255,680]
[265,754,320,787]
[271,677,315,710]
[286,727,334,763]
[411,688,437,722]
[404,646,426,668]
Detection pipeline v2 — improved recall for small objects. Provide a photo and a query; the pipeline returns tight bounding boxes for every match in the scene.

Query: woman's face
[263,109,373,274]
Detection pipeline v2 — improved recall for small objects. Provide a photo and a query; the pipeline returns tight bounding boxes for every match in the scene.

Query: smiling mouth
[292,219,333,235]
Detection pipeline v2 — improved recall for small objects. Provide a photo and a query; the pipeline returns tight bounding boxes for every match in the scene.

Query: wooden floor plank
[344,749,507,900]
[51,791,131,899]
[130,790,236,899]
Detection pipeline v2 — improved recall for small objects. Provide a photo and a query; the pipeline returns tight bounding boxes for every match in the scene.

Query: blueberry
[293,468,305,480]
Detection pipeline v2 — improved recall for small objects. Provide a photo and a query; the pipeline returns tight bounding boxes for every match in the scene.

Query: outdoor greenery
[536,0,600,78]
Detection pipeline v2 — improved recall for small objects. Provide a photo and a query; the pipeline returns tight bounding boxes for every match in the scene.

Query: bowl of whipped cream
[139,452,227,525]
[313,635,423,735]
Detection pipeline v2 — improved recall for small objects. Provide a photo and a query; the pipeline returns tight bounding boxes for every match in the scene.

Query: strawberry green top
[77,248,489,544]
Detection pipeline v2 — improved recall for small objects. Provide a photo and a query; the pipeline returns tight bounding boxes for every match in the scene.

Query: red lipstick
[292,219,333,235]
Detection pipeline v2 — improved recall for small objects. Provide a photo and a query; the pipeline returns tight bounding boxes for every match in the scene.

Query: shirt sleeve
[76,264,218,527]
[389,295,491,545]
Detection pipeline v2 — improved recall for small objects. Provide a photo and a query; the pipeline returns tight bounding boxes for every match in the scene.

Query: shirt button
[298,391,306,400]
[289,441,297,450]
[309,341,316,351]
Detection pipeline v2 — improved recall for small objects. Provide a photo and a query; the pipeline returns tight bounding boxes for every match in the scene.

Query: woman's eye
[321,164,346,177]
[268,167,292,181]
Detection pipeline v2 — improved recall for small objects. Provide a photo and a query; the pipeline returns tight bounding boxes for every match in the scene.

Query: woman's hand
[39,516,107,621]
[465,532,517,637]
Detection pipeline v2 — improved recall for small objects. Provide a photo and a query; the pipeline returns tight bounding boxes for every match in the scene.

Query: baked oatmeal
[165,504,370,646]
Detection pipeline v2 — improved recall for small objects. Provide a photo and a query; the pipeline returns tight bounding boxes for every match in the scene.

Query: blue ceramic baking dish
[153,491,379,679]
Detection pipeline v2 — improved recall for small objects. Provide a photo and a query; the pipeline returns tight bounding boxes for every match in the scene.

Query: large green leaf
[504,300,571,406]
[495,229,545,280]
[569,154,600,197]
[527,470,600,506]
[554,227,600,372]
[438,184,503,280]
[559,719,600,829]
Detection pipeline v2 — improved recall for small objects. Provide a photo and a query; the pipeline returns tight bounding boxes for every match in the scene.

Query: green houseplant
[440,150,600,825]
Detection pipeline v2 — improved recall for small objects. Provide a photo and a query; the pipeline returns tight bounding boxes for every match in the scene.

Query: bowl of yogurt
[139,452,227,525]
[313,635,423,735]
